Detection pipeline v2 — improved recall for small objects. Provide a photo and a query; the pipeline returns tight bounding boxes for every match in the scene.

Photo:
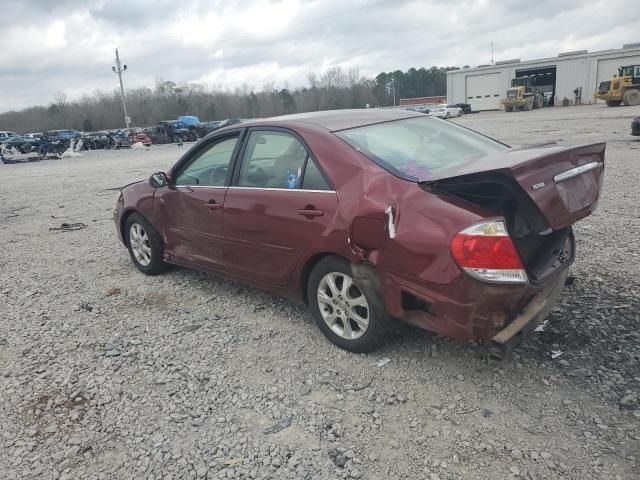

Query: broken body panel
[114,110,605,348]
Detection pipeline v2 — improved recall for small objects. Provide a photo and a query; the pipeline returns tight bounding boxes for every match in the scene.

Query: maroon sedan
[114,110,605,355]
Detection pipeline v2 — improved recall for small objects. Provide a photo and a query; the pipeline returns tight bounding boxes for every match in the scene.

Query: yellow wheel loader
[502,76,544,112]
[595,65,640,106]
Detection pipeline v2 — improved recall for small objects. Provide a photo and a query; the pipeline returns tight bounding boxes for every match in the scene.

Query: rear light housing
[450,220,527,284]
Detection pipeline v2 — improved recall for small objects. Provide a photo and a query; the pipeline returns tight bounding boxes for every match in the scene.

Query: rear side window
[238,131,309,189]
[302,159,331,190]
[336,116,507,182]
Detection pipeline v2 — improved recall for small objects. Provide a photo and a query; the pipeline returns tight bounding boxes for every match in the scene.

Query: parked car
[130,132,152,146]
[1,135,40,154]
[428,104,463,119]
[145,125,180,144]
[45,129,81,140]
[114,109,604,355]
[107,132,132,149]
[37,133,69,158]
[0,131,19,141]
[195,121,224,138]
[454,103,472,114]
[81,132,112,150]
[159,121,198,142]
[632,116,640,136]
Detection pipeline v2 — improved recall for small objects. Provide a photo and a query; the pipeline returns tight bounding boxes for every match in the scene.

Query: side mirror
[150,172,168,188]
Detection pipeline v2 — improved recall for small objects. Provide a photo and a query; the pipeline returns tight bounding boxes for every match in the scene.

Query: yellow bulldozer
[502,76,544,112]
[595,65,640,106]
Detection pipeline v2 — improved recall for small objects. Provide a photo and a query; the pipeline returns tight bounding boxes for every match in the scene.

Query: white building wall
[447,45,640,109]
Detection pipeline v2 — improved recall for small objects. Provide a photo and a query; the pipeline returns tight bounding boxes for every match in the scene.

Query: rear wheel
[606,100,622,107]
[307,256,393,353]
[622,89,640,106]
[125,213,168,275]
[504,106,513,112]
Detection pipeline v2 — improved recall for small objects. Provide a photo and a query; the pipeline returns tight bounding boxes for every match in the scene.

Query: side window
[302,159,331,190]
[175,136,238,186]
[238,131,308,189]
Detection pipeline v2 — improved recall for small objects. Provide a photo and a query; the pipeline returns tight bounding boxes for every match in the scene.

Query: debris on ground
[49,222,87,232]
[375,357,391,367]
[263,417,293,435]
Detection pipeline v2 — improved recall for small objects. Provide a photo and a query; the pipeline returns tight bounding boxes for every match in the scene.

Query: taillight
[450,220,527,284]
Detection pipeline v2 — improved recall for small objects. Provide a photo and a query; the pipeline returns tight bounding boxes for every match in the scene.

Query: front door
[223,129,337,286]
[154,134,240,269]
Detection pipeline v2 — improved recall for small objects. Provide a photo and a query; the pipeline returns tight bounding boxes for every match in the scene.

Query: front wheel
[307,256,393,352]
[622,89,640,106]
[125,213,168,275]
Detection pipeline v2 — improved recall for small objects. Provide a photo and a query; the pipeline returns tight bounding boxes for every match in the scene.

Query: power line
[124,0,394,61]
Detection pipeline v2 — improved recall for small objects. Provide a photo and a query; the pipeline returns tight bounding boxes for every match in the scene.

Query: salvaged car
[632,116,640,136]
[1,135,40,154]
[81,132,111,150]
[113,109,605,355]
[130,132,152,146]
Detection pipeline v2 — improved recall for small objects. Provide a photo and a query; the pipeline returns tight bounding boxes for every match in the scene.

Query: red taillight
[450,220,527,284]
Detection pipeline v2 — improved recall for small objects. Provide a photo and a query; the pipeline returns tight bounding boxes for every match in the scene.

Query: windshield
[335,116,508,181]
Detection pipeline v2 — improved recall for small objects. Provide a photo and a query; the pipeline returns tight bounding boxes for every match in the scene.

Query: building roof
[447,44,640,76]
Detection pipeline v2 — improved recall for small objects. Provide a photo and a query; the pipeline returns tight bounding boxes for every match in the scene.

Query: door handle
[297,208,324,217]
[206,201,222,210]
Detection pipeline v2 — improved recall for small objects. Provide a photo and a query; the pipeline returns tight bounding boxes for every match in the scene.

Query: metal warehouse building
[446,44,640,111]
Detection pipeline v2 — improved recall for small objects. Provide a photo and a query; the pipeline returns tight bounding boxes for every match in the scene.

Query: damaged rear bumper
[489,267,568,358]
[380,266,569,353]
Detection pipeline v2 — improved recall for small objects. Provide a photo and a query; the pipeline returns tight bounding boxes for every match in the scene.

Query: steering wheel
[209,165,228,185]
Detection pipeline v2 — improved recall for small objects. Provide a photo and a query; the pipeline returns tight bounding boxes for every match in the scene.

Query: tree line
[0,66,457,134]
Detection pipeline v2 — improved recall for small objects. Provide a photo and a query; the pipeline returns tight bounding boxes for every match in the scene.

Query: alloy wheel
[129,223,152,266]
[317,272,369,340]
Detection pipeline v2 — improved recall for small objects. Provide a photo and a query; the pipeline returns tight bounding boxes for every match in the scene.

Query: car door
[154,133,241,270]
[223,128,338,286]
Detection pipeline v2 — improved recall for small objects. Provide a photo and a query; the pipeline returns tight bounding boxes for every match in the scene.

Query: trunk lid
[421,143,605,230]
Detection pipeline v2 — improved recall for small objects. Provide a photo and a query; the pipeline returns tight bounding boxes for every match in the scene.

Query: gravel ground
[1,104,639,480]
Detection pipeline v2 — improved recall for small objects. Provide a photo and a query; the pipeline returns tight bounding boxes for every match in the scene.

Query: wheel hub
[317,271,370,340]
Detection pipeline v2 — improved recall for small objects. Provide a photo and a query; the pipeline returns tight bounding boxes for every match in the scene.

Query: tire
[606,100,622,107]
[307,256,394,353]
[445,112,450,119]
[124,213,168,275]
[505,106,513,112]
[622,89,640,106]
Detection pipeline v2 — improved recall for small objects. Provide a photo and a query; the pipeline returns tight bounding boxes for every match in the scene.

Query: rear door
[222,128,338,286]
[154,133,241,269]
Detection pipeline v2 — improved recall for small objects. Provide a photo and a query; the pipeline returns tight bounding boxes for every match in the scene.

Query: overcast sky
[1,0,638,112]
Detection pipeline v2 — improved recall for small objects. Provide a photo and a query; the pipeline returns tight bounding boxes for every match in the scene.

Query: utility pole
[491,41,494,65]
[112,48,131,131]
[391,77,396,107]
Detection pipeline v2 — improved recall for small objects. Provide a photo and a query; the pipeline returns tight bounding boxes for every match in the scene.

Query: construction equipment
[595,65,640,106]
[502,76,544,112]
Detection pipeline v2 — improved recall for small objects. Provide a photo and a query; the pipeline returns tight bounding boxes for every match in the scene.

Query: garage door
[465,73,502,111]
[597,56,640,85]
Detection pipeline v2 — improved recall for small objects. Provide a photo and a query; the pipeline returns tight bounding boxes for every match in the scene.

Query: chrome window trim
[228,186,336,194]
[553,161,602,184]
[174,185,227,189]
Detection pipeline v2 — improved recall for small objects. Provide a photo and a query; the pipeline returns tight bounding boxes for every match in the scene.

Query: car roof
[238,108,424,132]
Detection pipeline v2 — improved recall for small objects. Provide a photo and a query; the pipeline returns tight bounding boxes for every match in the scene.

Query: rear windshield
[335,116,508,181]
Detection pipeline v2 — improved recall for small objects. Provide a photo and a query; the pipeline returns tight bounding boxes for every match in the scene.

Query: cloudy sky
[1,0,638,112]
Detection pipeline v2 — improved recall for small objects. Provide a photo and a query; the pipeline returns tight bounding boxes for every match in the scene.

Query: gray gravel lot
[1,104,639,480]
